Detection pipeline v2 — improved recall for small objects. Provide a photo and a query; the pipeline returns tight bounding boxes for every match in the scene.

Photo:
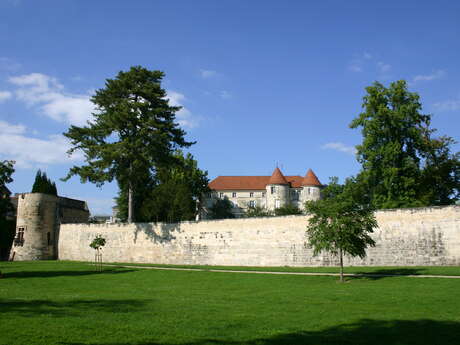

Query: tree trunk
[128,182,133,223]
[339,248,344,282]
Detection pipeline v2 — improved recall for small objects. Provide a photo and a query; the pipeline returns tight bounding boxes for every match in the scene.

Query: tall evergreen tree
[116,151,209,223]
[63,66,194,222]
[31,169,58,196]
[350,80,459,208]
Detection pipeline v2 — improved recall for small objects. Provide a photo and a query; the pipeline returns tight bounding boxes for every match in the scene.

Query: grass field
[106,262,460,276]
[1,261,460,345]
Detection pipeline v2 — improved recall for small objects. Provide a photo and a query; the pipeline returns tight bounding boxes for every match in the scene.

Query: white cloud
[0,91,12,102]
[0,120,26,134]
[433,97,460,112]
[0,121,82,168]
[165,90,199,129]
[348,52,372,72]
[377,61,391,73]
[412,70,446,84]
[200,69,218,79]
[0,57,21,71]
[322,142,357,155]
[220,90,232,99]
[8,73,94,126]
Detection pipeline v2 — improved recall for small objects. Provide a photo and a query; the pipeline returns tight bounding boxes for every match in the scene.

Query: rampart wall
[58,206,460,266]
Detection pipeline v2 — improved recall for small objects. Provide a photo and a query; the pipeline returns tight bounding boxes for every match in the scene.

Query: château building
[206,167,323,217]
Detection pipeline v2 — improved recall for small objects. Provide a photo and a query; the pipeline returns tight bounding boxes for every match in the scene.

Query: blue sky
[1,0,459,214]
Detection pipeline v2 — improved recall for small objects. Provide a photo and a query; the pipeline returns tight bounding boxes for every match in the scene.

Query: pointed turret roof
[302,169,322,186]
[268,167,289,185]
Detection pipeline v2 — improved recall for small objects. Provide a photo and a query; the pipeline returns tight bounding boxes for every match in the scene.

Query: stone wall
[58,205,460,266]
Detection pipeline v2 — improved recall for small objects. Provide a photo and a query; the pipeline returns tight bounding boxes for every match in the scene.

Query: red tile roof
[302,169,322,186]
[209,175,305,190]
[268,167,288,185]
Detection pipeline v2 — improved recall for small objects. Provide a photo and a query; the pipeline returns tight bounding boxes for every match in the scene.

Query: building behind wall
[205,167,323,217]
[11,193,89,261]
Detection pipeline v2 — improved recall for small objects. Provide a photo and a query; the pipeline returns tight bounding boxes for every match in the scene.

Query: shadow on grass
[0,298,149,317]
[350,268,423,280]
[3,267,136,279]
[61,319,460,345]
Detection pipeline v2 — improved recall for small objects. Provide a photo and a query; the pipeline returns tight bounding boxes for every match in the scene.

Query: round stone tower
[13,193,59,260]
[301,169,322,203]
[265,167,290,211]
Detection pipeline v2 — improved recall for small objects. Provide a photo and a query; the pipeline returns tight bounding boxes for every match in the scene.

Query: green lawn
[1,261,459,345]
[106,262,460,276]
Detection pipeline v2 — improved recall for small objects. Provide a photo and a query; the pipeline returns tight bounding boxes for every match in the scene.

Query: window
[291,190,299,200]
[14,227,25,247]
[275,200,280,209]
[249,192,254,197]
[219,192,224,198]
[249,200,255,208]
[47,232,51,246]
[207,192,212,198]
[307,188,311,195]
[271,186,275,194]
[262,192,265,197]
[232,192,237,198]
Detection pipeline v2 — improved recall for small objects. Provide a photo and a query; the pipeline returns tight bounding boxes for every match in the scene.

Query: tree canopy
[305,177,377,282]
[63,66,194,222]
[31,169,57,196]
[0,160,15,261]
[116,151,209,223]
[208,196,235,220]
[350,80,459,209]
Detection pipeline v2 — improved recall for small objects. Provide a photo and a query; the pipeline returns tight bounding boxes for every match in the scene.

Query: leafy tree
[0,160,15,261]
[31,169,57,196]
[63,66,193,222]
[116,151,209,223]
[245,205,273,218]
[208,196,235,220]
[90,234,106,272]
[350,80,459,208]
[274,204,303,216]
[305,177,377,282]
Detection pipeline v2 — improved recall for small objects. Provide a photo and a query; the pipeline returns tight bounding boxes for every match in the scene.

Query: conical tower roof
[268,167,289,185]
[302,169,322,186]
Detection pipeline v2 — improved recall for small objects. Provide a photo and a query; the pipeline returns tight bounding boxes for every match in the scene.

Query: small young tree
[305,177,377,282]
[90,235,106,271]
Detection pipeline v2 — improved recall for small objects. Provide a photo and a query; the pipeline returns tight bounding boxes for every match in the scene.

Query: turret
[265,167,290,211]
[301,169,322,203]
[12,193,59,260]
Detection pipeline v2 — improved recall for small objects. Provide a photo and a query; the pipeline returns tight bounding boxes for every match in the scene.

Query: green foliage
[0,160,15,260]
[63,66,193,221]
[31,169,58,196]
[0,219,16,260]
[245,205,273,218]
[208,196,235,220]
[350,80,459,208]
[274,204,303,216]
[0,160,15,219]
[305,177,377,281]
[89,235,106,251]
[116,151,209,223]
